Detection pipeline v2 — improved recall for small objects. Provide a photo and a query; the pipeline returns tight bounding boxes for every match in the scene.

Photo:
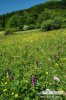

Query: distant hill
[0,0,66,31]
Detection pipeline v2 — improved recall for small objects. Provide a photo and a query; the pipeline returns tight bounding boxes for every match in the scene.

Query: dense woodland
[0,0,66,32]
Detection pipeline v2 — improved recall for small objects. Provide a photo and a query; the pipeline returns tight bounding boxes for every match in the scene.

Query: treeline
[0,0,66,32]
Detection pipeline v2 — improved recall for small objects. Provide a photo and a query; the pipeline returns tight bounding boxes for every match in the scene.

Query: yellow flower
[55,63,58,67]
[5,82,7,85]
[12,92,14,95]
[46,72,48,75]
[60,90,65,95]
[2,79,4,81]
[35,66,38,70]
[15,93,18,98]
[3,89,7,92]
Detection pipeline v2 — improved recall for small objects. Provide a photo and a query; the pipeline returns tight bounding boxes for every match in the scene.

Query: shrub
[0,27,4,31]
[41,17,65,31]
[4,28,14,35]
[23,24,35,31]
[41,19,53,31]
[0,24,4,31]
[53,17,64,29]
[61,18,66,28]
[12,27,20,32]
[28,24,35,30]
[23,25,28,31]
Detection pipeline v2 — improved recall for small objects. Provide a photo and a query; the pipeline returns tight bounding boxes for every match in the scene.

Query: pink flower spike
[10,74,14,81]
[32,75,36,86]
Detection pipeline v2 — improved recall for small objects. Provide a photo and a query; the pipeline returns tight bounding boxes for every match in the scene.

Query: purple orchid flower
[10,73,14,81]
[32,75,36,86]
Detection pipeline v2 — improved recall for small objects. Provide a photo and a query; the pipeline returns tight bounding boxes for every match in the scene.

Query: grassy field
[0,29,66,100]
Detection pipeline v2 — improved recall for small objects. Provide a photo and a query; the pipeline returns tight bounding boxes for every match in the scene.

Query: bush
[61,18,66,28]
[0,24,4,31]
[41,19,53,31]
[23,25,29,31]
[4,28,14,35]
[28,24,35,30]
[23,24,35,31]
[12,27,20,32]
[41,17,65,31]
[0,27,4,31]
[53,17,64,29]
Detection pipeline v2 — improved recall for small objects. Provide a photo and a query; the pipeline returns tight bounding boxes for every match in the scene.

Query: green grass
[0,29,66,99]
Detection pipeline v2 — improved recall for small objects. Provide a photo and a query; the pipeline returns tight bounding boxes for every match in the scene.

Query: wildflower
[5,82,7,85]
[47,82,51,86]
[54,76,60,82]
[10,73,14,81]
[46,89,51,91]
[30,40,33,43]
[55,63,58,67]
[46,72,48,75]
[2,79,4,81]
[15,93,18,98]
[12,92,14,95]
[3,89,7,92]
[60,90,65,95]
[35,66,38,70]
[32,75,36,86]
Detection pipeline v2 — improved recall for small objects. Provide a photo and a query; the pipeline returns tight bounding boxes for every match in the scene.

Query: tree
[6,15,19,28]
[62,0,66,2]
[37,8,55,27]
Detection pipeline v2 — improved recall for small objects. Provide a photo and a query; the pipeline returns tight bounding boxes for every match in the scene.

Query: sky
[0,0,47,15]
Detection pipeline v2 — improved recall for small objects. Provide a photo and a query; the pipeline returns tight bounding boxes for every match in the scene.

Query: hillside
[0,0,66,31]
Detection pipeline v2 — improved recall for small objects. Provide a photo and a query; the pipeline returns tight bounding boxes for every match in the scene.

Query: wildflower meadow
[0,29,66,100]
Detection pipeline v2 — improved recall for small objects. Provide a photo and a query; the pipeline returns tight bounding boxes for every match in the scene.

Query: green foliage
[1,0,66,32]
[41,16,66,31]
[6,15,21,29]
[0,29,66,99]
[53,16,64,29]
[23,24,36,31]
[0,0,66,31]
[4,28,15,35]
[41,19,54,31]
[0,24,4,31]
[5,13,36,31]
[38,8,55,24]
[23,25,29,31]
[27,24,36,30]
[18,16,26,31]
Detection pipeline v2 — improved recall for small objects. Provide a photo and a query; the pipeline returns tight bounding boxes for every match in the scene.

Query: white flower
[46,89,51,91]
[54,76,60,82]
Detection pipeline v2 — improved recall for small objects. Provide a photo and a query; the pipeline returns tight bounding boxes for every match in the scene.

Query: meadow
[0,29,66,100]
